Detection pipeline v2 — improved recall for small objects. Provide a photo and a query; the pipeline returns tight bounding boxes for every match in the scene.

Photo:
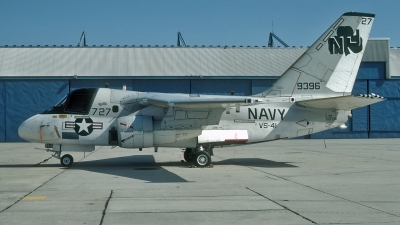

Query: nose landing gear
[49,150,74,167]
[60,154,74,167]
[36,146,75,167]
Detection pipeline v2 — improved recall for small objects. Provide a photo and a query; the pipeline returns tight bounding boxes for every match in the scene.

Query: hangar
[0,39,399,142]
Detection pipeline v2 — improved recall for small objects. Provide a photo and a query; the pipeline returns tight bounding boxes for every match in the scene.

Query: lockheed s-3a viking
[18,12,385,167]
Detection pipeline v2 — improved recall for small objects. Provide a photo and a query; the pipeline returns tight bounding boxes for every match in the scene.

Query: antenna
[177,32,186,47]
[268,21,289,47]
[77,31,86,47]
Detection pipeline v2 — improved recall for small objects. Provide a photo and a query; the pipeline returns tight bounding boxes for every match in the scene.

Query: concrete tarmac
[0,139,400,225]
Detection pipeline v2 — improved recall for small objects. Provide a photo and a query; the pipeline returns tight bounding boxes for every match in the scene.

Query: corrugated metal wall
[0,82,5,142]
[70,79,133,91]
[389,49,400,78]
[369,79,400,137]
[363,39,389,62]
[0,47,305,77]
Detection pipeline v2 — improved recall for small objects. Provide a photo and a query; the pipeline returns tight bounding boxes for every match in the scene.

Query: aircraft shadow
[213,158,297,168]
[0,156,297,183]
[72,155,189,183]
[72,156,296,182]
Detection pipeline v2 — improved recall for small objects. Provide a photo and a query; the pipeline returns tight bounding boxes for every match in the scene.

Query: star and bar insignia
[64,117,103,136]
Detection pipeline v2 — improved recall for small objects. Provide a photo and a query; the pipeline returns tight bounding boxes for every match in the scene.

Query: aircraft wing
[121,94,254,129]
[145,97,249,108]
[296,94,386,110]
[121,93,253,108]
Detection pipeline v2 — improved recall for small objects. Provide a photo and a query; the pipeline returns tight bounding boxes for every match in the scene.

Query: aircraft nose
[18,115,42,142]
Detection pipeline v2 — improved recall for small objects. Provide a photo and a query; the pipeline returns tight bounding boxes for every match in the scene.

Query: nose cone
[18,115,42,142]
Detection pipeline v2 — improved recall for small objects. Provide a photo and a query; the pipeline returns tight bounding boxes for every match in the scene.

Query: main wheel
[193,151,211,167]
[184,148,193,162]
[60,154,74,167]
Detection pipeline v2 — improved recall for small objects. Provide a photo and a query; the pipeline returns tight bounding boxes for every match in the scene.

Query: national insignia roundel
[74,117,94,136]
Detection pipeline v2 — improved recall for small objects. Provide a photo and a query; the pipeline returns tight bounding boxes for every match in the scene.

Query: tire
[193,151,211,167]
[60,154,74,167]
[184,148,193,162]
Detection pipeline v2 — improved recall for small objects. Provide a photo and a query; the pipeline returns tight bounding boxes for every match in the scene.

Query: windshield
[54,95,67,107]
[42,96,67,114]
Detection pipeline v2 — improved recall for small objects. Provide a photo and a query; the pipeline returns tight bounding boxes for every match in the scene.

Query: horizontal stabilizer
[296,94,385,110]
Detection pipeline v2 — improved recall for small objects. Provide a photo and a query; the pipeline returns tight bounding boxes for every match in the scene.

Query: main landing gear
[184,145,214,167]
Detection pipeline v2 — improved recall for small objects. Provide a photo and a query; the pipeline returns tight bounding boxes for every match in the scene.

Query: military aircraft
[18,12,384,167]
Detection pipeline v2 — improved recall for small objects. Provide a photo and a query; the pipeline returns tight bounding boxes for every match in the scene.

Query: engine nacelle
[117,115,153,148]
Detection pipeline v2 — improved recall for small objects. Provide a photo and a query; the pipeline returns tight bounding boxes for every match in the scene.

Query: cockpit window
[65,89,97,114]
[41,88,97,115]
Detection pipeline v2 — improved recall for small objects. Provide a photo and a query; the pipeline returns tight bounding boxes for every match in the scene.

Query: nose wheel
[60,154,74,167]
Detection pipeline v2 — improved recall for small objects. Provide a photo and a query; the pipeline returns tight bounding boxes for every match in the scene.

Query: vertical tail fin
[257,12,375,99]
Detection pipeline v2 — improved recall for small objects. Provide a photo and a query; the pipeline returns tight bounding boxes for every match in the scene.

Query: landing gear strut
[184,148,194,162]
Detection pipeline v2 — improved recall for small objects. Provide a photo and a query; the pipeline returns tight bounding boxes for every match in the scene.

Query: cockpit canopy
[42,88,98,114]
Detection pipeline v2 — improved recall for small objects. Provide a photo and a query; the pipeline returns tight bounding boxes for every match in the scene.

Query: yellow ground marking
[59,115,67,118]
[22,196,46,200]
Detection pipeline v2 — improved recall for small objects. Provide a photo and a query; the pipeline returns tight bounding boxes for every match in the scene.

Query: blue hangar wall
[0,61,393,142]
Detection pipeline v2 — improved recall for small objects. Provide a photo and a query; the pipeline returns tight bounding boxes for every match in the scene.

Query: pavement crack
[34,156,53,166]
[246,187,317,224]
[100,190,113,225]
[248,166,400,219]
